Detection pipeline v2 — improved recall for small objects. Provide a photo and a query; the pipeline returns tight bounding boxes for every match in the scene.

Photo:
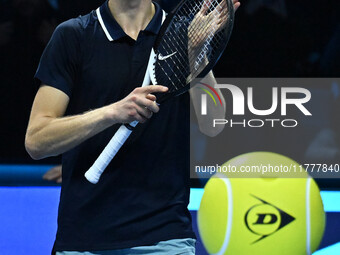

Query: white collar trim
[96,7,167,42]
[96,7,114,41]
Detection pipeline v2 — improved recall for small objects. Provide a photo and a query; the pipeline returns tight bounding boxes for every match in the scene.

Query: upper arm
[27,85,70,132]
[29,20,81,128]
[34,19,81,97]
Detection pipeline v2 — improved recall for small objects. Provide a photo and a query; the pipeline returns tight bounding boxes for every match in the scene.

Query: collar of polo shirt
[96,1,166,41]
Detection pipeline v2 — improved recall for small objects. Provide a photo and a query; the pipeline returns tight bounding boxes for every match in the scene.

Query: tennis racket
[85,0,235,184]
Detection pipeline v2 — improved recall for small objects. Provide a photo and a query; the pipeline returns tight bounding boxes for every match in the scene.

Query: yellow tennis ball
[198,152,325,255]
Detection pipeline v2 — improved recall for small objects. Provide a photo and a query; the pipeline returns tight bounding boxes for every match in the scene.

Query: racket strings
[188,1,227,72]
[154,15,190,89]
[185,0,230,64]
[156,27,191,90]
[155,0,232,93]
[187,0,229,84]
[157,37,186,90]
[157,1,215,79]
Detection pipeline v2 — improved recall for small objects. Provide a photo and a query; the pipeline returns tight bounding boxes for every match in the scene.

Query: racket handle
[85,47,155,184]
[84,121,139,184]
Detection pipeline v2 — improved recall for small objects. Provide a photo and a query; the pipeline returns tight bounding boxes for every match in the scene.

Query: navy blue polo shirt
[35,1,194,252]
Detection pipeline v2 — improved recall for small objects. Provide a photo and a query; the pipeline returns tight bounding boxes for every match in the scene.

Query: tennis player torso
[53,2,194,252]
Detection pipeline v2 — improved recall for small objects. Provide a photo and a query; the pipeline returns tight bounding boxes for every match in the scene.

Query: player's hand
[189,0,240,50]
[233,0,241,12]
[109,86,168,124]
[43,165,62,183]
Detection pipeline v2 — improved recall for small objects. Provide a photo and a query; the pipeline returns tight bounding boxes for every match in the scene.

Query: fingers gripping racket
[85,0,235,184]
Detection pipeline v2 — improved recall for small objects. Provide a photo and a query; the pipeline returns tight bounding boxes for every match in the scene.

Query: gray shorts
[56,238,196,255]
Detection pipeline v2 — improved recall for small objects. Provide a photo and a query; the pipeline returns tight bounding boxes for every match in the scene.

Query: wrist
[102,103,119,125]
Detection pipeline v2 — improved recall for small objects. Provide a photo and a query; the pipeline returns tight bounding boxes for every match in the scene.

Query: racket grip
[84,122,138,184]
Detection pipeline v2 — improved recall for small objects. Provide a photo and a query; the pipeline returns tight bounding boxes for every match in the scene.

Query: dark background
[0,0,339,187]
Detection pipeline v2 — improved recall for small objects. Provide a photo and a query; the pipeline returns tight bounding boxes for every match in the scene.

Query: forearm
[25,106,113,160]
[190,71,226,137]
[26,84,166,160]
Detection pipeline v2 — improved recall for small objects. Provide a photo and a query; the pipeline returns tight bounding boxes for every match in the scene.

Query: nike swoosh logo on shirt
[158,52,177,61]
